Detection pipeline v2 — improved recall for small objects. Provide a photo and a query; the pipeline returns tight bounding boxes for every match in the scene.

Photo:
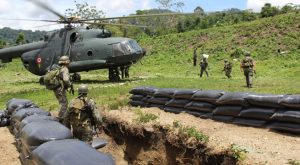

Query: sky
[0,0,300,31]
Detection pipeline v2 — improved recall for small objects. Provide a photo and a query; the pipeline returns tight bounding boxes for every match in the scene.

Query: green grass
[134,108,159,123]
[228,144,248,162]
[1,13,300,110]
[173,121,209,142]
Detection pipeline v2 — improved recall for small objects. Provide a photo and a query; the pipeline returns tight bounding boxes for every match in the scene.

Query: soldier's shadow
[77,77,143,84]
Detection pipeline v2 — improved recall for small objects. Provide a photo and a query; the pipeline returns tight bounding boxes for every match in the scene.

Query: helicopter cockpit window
[70,32,79,43]
[113,43,125,56]
[128,40,142,52]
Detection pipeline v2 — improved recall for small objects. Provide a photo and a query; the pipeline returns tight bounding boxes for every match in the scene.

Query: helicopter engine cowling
[21,49,43,76]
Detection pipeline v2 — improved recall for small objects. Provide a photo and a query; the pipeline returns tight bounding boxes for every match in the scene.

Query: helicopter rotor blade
[27,0,67,21]
[85,22,149,28]
[31,23,61,29]
[0,18,59,22]
[79,12,196,22]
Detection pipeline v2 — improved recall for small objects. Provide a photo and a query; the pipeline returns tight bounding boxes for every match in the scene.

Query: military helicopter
[0,0,194,82]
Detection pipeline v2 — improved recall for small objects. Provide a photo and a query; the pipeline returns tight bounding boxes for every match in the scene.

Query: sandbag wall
[129,87,300,134]
[2,98,115,165]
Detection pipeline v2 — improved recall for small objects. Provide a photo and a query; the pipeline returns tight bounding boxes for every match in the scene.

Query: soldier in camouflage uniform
[54,56,71,120]
[240,52,255,88]
[223,59,232,78]
[200,57,209,77]
[64,84,102,144]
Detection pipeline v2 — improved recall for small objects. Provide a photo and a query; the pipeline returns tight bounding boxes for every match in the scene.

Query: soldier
[240,52,255,88]
[124,65,130,78]
[64,84,102,144]
[193,47,197,67]
[223,59,232,78]
[200,57,209,77]
[120,66,125,79]
[54,56,71,120]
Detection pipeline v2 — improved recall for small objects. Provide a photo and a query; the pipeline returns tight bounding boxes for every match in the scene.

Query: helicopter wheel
[39,76,45,85]
[108,68,120,82]
[72,73,81,82]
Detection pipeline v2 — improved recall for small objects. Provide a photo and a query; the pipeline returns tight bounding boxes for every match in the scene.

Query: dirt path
[103,107,300,165]
[0,127,21,165]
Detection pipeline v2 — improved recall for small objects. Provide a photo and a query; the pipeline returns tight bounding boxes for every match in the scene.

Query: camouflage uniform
[64,94,102,143]
[223,60,232,78]
[200,58,209,77]
[241,54,255,88]
[124,65,130,78]
[54,56,71,120]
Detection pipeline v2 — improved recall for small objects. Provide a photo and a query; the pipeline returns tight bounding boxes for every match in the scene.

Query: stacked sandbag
[129,87,300,134]
[149,88,175,110]
[0,110,9,127]
[6,98,38,115]
[129,86,158,107]
[19,120,73,165]
[10,108,50,135]
[31,139,115,165]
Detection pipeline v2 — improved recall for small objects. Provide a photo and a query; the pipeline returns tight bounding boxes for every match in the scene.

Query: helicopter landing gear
[71,73,81,82]
[39,76,45,85]
[108,67,120,82]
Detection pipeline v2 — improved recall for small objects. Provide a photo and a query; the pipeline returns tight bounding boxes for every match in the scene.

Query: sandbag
[147,104,165,109]
[271,111,300,124]
[212,115,233,123]
[153,88,177,98]
[233,118,267,127]
[216,92,248,106]
[129,86,146,95]
[245,94,285,108]
[31,139,115,165]
[20,121,72,151]
[185,110,210,118]
[130,95,144,101]
[143,87,158,96]
[268,122,300,134]
[164,107,185,114]
[165,99,190,108]
[0,118,9,127]
[11,108,50,124]
[191,90,224,104]
[19,114,58,131]
[148,97,170,105]
[6,98,38,115]
[279,95,300,109]
[239,108,275,120]
[0,110,8,118]
[173,89,199,99]
[212,106,242,117]
[129,100,146,107]
[184,101,215,113]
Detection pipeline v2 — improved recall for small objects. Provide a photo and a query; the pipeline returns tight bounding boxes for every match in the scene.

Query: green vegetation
[0,27,45,44]
[0,12,300,112]
[173,121,209,142]
[288,159,300,165]
[228,144,248,161]
[134,109,159,123]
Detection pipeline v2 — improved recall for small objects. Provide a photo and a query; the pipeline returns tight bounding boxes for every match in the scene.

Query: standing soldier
[124,65,130,78]
[200,57,209,77]
[64,84,102,144]
[193,47,197,67]
[52,56,71,120]
[120,66,125,79]
[223,59,232,78]
[240,52,255,88]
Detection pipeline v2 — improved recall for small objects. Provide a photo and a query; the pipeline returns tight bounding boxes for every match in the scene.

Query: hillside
[0,27,46,44]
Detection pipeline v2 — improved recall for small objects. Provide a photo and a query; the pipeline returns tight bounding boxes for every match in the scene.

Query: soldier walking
[193,47,197,67]
[124,65,130,78]
[240,52,255,88]
[200,57,209,77]
[223,59,232,78]
[53,56,71,120]
[64,84,102,144]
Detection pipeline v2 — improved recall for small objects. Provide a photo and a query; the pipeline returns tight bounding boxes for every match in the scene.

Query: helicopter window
[70,32,79,43]
[113,43,125,56]
[87,50,93,56]
[129,40,142,52]
[44,35,49,41]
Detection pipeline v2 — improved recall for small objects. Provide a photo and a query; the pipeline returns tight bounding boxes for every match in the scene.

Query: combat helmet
[245,52,251,56]
[78,84,88,94]
[224,59,228,62]
[58,56,70,65]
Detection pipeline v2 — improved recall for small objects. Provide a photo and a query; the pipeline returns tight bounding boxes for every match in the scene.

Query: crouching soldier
[64,84,102,144]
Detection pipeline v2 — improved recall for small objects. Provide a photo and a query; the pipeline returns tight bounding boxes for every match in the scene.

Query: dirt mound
[0,127,21,165]
[101,107,300,165]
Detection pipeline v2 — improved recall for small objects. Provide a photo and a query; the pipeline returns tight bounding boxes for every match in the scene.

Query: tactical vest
[44,67,62,90]
[242,57,254,68]
[69,97,92,126]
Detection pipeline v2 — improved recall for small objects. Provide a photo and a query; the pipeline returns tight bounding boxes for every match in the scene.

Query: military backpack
[44,68,61,90]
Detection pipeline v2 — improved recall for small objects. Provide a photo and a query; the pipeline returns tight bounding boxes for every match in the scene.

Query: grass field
[1,12,300,110]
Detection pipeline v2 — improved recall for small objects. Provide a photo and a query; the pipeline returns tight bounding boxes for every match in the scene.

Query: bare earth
[0,127,21,165]
[103,107,300,165]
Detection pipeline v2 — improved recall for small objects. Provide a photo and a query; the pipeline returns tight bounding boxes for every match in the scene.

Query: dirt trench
[100,110,236,165]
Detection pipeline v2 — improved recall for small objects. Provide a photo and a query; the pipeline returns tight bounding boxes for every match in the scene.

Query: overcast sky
[0,0,300,31]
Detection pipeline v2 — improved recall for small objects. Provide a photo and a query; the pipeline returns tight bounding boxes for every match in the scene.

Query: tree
[15,32,25,45]
[155,0,185,12]
[0,39,6,48]
[261,3,279,18]
[281,4,294,14]
[194,6,205,15]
